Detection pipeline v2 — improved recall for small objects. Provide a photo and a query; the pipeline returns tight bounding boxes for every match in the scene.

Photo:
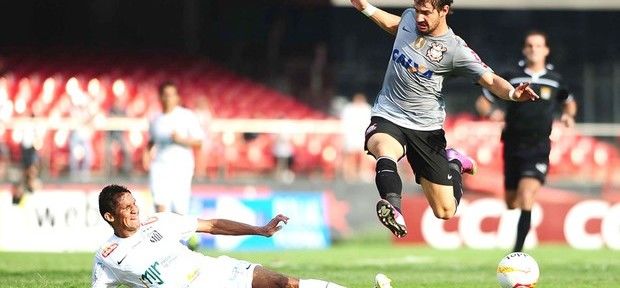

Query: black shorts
[364,116,451,185]
[502,138,551,190]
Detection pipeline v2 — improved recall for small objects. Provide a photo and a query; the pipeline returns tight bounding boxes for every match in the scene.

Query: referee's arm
[561,95,578,127]
[351,0,401,35]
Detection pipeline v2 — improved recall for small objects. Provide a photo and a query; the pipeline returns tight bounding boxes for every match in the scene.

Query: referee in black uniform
[476,30,577,252]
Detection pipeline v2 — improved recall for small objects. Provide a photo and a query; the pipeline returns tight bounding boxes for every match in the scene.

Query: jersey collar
[523,68,547,81]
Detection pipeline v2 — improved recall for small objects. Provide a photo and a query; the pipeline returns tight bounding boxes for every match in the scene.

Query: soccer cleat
[376,199,407,238]
[374,273,393,288]
[446,148,477,175]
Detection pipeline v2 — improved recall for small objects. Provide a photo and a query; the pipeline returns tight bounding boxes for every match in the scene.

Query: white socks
[299,279,346,288]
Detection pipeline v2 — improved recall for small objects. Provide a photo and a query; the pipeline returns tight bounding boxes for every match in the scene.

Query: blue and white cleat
[374,273,393,288]
[376,199,407,238]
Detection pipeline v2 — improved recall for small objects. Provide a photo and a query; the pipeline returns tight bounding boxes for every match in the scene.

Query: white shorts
[196,256,259,288]
[149,161,193,214]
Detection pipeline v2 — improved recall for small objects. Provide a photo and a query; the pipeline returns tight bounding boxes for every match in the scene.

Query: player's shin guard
[513,210,532,252]
[299,279,345,288]
[375,157,402,212]
[448,162,463,205]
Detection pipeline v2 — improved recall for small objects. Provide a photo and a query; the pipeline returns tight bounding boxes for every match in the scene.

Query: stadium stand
[0,54,337,179]
[1,54,618,183]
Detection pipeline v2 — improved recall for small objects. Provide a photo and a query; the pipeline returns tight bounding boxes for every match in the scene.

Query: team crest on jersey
[102,243,118,257]
[427,42,447,63]
[540,86,552,100]
[149,230,164,243]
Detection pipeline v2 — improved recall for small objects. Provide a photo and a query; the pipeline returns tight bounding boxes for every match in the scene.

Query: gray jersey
[372,8,493,131]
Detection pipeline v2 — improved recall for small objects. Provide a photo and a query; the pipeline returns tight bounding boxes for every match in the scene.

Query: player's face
[160,86,180,110]
[113,192,140,232]
[413,1,447,35]
[523,34,549,65]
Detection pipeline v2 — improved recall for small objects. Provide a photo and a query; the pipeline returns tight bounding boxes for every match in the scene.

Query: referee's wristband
[361,4,378,17]
[508,88,517,101]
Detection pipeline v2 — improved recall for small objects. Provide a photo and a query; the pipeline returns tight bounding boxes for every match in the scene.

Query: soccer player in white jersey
[145,81,204,214]
[350,0,540,238]
[92,184,346,288]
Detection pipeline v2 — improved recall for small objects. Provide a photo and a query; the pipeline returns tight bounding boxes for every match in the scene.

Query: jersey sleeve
[556,76,574,103]
[91,258,120,288]
[159,212,199,241]
[453,44,493,82]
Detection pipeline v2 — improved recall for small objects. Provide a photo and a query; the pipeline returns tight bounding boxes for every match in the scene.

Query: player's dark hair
[416,0,454,13]
[524,30,549,47]
[99,185,131,222]
[158,80,177,96]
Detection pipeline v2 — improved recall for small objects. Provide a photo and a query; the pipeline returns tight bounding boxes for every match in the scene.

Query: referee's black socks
[513,210,532,252]
[375,157,402,212]
[448,161,463,205]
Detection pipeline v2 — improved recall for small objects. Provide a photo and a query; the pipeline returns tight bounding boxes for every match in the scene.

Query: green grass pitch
[1,243,618,287]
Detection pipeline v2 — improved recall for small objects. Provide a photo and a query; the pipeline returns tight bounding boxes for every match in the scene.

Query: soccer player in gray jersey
[350,0,539,238]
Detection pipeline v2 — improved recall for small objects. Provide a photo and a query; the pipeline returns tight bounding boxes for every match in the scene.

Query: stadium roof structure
[331,0,620,10]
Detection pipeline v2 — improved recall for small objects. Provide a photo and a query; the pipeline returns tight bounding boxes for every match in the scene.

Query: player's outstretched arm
[197,214,289,237]
[478,72,540,102]
[351,0,401,35]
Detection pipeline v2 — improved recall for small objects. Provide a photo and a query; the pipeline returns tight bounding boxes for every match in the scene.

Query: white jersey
[149,107,204,168]
[92,213,212,288]
[341,103,372,151]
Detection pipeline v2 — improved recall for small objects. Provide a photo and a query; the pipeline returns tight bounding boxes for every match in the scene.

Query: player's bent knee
[432,205,455,220]
[367,134,403,159]
[505,199,518,210]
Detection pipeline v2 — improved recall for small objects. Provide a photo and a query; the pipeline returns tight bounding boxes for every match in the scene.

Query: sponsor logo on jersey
[392,49,434,79]
[426,42,447,63]
[102,243,118,258]
[413,36,426,49]
[141,216,159,226]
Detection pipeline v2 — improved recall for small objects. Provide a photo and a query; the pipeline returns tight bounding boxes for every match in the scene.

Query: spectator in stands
[144,81,204,214]
[193,95,213,178]
[19,113,42,193]
[107,97,132,175]
[0,79,12,181]
[340,92,372,182]
[475,30,577,252]
[272,132,295,183]
[69,106,95,181]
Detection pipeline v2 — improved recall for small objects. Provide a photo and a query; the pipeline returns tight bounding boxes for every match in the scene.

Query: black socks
[375,157,403,212]
[448,161,463,205]
[514,210,532,252]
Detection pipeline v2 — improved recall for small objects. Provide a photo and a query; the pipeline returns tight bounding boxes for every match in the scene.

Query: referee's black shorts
[502,133,551,190]
[364,116,452,186]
